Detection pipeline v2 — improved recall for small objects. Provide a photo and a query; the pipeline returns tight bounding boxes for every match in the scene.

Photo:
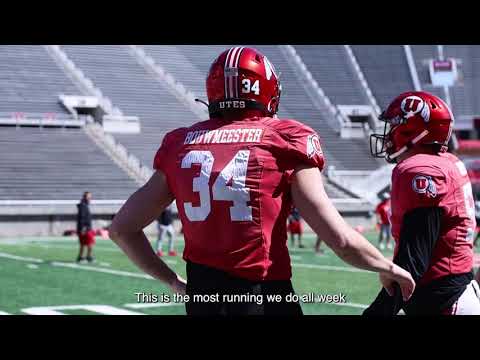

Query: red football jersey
[390,152,476,285]
[375,199,391,225]
[154,116,325,281]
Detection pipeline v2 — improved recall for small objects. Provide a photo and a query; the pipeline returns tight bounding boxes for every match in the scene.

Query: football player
[288,207,304,248]
[375,192,392,250]
[365,91,480,315]
[155,205,177,257]
[109,47,414,316]
[76,191,96,263]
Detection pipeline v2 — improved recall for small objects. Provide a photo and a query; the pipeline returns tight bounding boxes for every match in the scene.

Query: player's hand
[381,264,415,301]
[170,274,187,295]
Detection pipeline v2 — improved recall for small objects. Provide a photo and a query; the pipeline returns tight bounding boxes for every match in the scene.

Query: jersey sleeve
[274,120,326,171]
[396,165,449,209]
[153,131,177,173]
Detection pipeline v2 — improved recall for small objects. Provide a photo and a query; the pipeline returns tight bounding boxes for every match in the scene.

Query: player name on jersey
[184,128,264,145]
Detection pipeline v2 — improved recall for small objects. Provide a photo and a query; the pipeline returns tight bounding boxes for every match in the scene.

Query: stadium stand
[61,45,201,167]
[294,45,369,106]
[0,46,81,115]
[142,45,233,102]
[351,45,414,109]
[0,127,139,200]
[253,45,380,171]
[444,45,480,118]
[138,45,379,171]
[61,45,359,199]
[0,44,406,235]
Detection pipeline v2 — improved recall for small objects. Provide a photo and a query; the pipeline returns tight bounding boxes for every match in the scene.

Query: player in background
[365,91,480,315]
[155,205,177,257]
[76,191,96,263]
[375,193,392,250]
[315,236,324,254]
[288,207,304,248]
[109,47,415,316]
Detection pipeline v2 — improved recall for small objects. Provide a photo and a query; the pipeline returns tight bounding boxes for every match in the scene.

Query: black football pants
[185,261,303,316]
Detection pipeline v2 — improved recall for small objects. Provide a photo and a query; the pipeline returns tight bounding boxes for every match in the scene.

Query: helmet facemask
[370,113,404,163]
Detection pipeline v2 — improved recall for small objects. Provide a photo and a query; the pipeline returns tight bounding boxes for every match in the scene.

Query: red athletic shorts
[288,220,303,235]
[78,230,96,246]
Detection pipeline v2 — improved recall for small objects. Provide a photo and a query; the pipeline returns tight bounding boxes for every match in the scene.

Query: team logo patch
[307,134,322,158]
[400,96,430,122]
[412,175,437,198]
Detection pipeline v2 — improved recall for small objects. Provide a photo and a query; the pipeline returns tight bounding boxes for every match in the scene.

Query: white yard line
[0,252,44,263]
[124,303,183,309]
[51,261,153,280]
[21,305,144,315]
[0,237,77,245]
[26,264,39,270]
[330,302,368,309]
[35,244,121,253]
[0,250,372,282]
[292,263,372,274]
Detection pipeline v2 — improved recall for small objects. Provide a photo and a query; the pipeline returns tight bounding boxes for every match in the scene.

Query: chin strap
[386,130,430,162]
[195,99,209,108]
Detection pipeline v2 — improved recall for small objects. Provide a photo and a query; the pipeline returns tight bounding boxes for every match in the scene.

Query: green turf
[0,233,476,315]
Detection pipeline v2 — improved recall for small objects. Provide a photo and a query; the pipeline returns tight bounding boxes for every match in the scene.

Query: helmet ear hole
[430,102,437,109]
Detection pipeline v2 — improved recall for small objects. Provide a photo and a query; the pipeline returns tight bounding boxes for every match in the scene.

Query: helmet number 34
[181,150,253,222]
[242,79,260,95]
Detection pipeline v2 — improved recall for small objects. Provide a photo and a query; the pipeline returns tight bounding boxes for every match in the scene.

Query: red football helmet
[205,47,281,117]
[370,91,454,163]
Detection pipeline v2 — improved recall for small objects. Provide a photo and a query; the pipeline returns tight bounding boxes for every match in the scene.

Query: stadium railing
[0,112,88,127]
[343,45,381,117]
[0,200,126,216]
[403,45,422,91]
[328,165,395,204]
[45,45,123,117]
[128,45,208,120]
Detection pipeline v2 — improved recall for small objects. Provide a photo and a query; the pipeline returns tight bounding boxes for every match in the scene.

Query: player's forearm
[292,166,394,273]
[332,229,395,273]
[110,229,177,287]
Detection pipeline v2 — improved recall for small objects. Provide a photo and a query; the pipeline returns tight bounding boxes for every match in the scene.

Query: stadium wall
[0,210,376,238]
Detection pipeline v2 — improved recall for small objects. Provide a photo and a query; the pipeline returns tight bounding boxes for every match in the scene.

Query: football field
[0,232,478,315]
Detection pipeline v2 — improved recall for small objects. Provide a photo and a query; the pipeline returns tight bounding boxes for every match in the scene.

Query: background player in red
[76,191,96,263]
[109,47,414,316]
[375,192,392,250]
[288,207,304,248]
[365,91,480,315]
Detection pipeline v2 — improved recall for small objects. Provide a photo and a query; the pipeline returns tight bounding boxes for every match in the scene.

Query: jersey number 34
[181,150,253,222]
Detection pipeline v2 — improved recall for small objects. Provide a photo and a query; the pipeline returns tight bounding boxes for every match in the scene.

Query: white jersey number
[181,150,252,222]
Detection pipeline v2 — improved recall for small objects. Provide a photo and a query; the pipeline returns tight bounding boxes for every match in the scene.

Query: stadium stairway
[351,45,415,109]
[294,45,370,107]
[61,45,203,168]
[444,45,480,118]
[252,45,381,171]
